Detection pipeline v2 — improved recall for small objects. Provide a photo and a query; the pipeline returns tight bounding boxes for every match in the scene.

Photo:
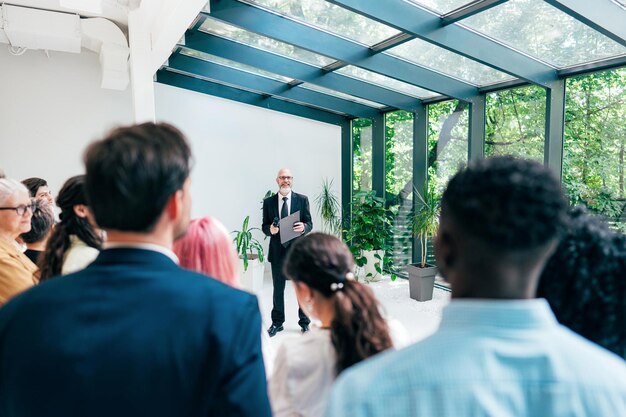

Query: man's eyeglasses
[278,176,293,181]
[0,203,36,216]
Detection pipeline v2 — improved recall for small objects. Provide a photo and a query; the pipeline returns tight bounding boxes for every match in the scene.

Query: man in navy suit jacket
[0,123,271,417]
[262,168,313,337]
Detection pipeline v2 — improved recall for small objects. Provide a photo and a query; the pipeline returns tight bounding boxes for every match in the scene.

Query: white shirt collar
[104,242,179,264]
[279,191,292,200]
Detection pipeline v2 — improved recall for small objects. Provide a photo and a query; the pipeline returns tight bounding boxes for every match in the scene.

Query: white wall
[0,47,133,193]
[155,83,342,239]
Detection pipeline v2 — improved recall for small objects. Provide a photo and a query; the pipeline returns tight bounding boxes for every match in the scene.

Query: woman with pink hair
[173,216,240,287]
[174,216,274,376]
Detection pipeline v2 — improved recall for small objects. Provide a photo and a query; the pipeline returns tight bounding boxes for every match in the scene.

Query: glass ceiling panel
[276,96,349,116]
[164,67,268,96]
[180,48,294,83]
[386,38,514,86]
[165,68,345,115]
[244,0,400,46]
[462,0,626,68]
[406,0,477,15]
[199,17,335,67]
[336,65,439,99]
[300,83,387,108]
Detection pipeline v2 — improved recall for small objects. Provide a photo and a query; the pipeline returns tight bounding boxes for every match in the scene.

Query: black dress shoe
[300,324,310,334]
[267,324,284,337]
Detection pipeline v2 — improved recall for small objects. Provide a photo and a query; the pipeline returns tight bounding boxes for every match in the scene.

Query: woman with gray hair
[0,178,38,305]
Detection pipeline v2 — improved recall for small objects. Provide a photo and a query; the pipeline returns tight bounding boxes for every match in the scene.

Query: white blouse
[269,328,336,417]
[62,235,99,275]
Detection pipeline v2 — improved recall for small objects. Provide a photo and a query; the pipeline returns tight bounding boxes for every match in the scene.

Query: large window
[485,85,546,161]
[564,68,626,227]
[385,111,414,275]
[427,101,469,196]
[353,118,373,193]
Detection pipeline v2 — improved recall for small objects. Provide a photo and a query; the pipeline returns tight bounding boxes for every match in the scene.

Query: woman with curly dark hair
[39,175,103,281]
[268,233,395,417]
[537,205,626,359]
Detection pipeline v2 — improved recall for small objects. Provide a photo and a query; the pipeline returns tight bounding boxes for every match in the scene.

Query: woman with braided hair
[268,232,396,417]
[39,175,103,280]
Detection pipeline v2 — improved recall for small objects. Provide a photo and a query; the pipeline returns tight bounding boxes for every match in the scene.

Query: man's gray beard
[279,186,291,195]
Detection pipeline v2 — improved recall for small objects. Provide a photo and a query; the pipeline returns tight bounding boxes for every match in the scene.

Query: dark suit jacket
[0,248,271,417]
[262,192,313,263]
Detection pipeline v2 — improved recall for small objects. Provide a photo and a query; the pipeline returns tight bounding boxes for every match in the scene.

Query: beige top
[62,235,99,275]
[0,237,38,305]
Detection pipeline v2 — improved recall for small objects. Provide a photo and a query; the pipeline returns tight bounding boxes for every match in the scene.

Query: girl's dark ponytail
[39,175,102,281]
[284,233,393,375]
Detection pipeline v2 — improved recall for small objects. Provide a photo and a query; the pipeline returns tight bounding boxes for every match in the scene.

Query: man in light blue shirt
[326,156,626,417]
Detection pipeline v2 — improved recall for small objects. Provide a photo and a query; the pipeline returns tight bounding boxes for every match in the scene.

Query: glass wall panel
[385,111,414,276]
[386,38,513,86]
[353,119,373,193]
[463,0,626,68]
[564,68,626,229]
[245,0,400,46]
[485,85,546,161]
[428,101,469,195]
[200,17,336,67]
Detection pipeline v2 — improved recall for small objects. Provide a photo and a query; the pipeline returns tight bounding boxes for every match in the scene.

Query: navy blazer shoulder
[0,248,271,417]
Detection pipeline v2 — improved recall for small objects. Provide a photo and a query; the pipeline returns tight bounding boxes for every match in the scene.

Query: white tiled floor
[257,267,451,353]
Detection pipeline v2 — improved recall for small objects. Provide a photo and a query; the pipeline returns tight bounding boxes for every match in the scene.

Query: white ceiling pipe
[81,17,130,90]
[0,5,130,90]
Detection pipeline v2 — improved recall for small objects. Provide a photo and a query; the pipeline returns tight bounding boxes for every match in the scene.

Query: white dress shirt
[277,191,292,216]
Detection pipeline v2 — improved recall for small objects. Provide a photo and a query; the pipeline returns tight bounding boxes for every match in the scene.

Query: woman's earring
[306,298,314,313]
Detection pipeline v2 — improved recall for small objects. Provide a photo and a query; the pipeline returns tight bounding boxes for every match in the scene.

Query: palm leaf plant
[315,178,342,236]
[232,215,265,272]
[411,186,441,268]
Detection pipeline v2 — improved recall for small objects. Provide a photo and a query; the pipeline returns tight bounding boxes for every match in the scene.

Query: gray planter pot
[406,263,437,302]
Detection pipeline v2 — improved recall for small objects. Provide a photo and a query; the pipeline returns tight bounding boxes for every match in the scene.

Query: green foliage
[344,191,393,270]
[315,178,342,236]
[232,215,264,272]
[427,101,469,195]
[352,118,373,192]
[411,186,441,268]
[485,85,546,161]
[261,190,276,210]
[563,69,626,224]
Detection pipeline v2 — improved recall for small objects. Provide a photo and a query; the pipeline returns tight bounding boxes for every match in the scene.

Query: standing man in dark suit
[0,123,271,417]
[263,168,313,337]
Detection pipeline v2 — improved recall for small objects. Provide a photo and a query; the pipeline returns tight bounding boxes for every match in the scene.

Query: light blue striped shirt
[326,299,626,417]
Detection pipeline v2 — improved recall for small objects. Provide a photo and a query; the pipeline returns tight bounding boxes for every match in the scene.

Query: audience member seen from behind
[0,122,271,417]
[537,205,626,359]
[22,177,53,205]
[326,156,626,417]
[38,175,102,280]
[173,216,240,287]
[0,179,38,305]
[270,233,393,417]
[20,199,54,265]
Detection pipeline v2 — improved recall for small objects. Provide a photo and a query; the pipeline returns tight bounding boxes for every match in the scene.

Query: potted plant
[344,190,393,282]
[315,178,341,236]
[406,186,440,301]
[232,215,265,294]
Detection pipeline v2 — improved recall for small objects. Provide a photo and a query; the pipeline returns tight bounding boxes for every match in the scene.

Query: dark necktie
[281,196,289,219]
